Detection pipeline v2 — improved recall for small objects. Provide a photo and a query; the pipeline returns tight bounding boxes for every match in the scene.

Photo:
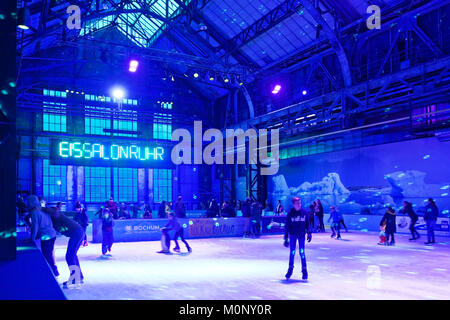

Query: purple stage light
[129,60,139,72]
[272,84,282,94]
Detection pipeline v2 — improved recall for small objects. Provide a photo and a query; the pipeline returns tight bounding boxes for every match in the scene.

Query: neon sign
[50,139,174,169]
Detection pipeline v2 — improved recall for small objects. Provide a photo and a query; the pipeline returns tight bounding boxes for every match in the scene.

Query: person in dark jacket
[143,203,152,219]
[119,203,131,219]
[275,200,284,216]
[174,196,186,218]
[100,208,115,255]
[314,199,325,232]
[424,198,439,244]
[130,203,140,219]
[45,203,85,287]
[27,195,59,277]
[251,201,263,238]
[380,206,396,246]
[400,201,420,240]
[206,198,219,217]
[158,201,167,218]
[105,196,118,219]
[241,198,252,237]
[162,212,191,253]
[284,197,312,280]
[309,204,316,232]
[74,201,89,247]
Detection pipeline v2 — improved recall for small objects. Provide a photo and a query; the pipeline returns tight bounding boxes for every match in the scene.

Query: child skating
[328,206,342,239]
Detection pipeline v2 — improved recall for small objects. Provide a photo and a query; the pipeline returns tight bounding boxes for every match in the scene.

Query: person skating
[314,199,325,232]
[284,197,312,281]
[424,198,439,245]
[328,206,342,239]
[400,201,420,240]
[380,206,396,246]
[251,201,263,238]
[100,208,115,256]
[162,212,191,253]
[27,195,59,278]
[74,201,89,247]
[44,202,85,288]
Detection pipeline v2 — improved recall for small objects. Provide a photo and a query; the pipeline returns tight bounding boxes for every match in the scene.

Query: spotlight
[171,76,175,82]
[302,89,308,96]
[271,84,282,94]
[129,60,139,72]
[193,72,199,78]
[17,7,30,30]
[111,86,125,100]
[223,75,229,83]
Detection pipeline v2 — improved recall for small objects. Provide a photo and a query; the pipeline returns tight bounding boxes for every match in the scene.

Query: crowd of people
[16,188,442,286]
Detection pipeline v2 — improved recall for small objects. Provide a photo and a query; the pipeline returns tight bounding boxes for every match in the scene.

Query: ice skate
[157,249,170,254]
[62,279,82,290]
[336,235,341,240]
[173,247,181,253]
[285,267,293,279]
[301,270,308,281]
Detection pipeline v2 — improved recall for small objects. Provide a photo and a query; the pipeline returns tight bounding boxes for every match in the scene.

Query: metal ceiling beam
[225,0,304,55]
[176,0,260,70]
[299,0,352,87]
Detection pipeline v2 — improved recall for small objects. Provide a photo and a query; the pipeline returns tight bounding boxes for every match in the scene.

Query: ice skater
[45,202,85,288]
[314,199,325,232]
[400,201,420,241]
[27,195,59,278]
[380,206,396,246]
[159,212,191,253]
[328,206,342,239]
[424,198,439,245]
[100,208,115,256]
[284,197,312,281]
[378,223,387,245]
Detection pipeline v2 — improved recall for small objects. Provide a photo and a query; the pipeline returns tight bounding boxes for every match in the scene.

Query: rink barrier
[91,215,450,243]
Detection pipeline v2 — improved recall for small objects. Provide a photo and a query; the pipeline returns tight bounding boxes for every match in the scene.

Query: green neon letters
[57,141,165,162]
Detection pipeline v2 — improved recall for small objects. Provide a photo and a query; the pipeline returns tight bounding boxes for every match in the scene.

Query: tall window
[43,89,67,132]
[42,159,67,201]
[113,109,138,137]
[153,113,172,140]
[153,169,172,202]
[85,167,111,202]
[113,168,138,202]
[84,94,138,136]
[85,106,111,135]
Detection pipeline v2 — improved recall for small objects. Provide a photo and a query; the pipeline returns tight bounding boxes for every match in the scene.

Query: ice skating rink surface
[54,232,450,300]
